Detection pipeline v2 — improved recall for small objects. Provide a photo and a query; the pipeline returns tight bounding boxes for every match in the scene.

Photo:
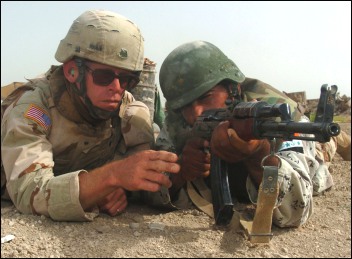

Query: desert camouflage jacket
[1,65,153,221]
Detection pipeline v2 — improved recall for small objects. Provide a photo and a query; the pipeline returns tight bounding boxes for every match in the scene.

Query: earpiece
[63,61,80,83]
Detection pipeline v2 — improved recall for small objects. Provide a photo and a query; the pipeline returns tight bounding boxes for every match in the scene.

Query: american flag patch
[24,104,51,131]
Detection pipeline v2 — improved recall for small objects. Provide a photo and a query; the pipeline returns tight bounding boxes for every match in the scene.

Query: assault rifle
[178,85,340,226]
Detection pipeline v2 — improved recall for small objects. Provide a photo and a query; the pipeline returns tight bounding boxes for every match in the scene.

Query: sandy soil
[1,123,350,258]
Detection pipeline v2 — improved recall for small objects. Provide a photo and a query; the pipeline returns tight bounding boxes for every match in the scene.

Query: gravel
[1,123,350,258]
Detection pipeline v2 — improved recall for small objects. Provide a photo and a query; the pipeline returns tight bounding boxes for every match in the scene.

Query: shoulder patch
[24,104,51,130]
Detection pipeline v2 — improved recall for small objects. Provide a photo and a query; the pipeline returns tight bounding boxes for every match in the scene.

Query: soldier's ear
[63,60,79,83]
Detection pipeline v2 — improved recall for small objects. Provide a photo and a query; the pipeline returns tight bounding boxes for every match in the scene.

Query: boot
[336,130,351,161]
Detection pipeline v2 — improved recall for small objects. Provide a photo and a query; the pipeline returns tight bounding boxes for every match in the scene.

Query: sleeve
[245,113,333,228]
[241,78,303,121]
[1,103,97,221]
[120,100,154,152]
[245,126,335,229]
[246,149,316,228]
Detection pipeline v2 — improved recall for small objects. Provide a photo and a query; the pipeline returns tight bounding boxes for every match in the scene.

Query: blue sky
[1,1,351,102]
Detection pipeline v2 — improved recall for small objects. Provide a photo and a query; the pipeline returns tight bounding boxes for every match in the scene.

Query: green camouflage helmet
[55,10,144,71]
[159,41,245,110]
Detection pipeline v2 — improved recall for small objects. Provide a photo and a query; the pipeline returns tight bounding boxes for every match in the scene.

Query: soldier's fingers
[135,176,170,192]
[183,157,210,172]
[99,188,127,214]
[143,171,173,189]
[186,137,210,149]
[148,158,180,174]
[182,149,205,163]
[111,198,128,216]
[148,150,179,163]
[202,170,210,178]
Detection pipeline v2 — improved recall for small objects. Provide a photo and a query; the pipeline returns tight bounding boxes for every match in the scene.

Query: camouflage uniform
[1,65,153,221]
[150,77,337,228]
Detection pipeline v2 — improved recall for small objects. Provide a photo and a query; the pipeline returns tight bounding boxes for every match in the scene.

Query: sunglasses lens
[89,68,140,89]
[92,70,115,86]
[118,75,139,89]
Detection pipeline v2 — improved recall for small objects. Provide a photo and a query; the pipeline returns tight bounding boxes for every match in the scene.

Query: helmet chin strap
[73,57,120,120]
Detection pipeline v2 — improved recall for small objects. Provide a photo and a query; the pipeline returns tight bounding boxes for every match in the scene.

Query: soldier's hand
[97,187,127,216]
[179,137,211,181]
[113,150,180,192]
[210,121,267,163]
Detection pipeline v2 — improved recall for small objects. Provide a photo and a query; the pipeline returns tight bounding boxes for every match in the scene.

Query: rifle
[177,84,340,226]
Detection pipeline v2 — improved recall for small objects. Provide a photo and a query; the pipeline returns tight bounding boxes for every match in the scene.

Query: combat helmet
[55,10,144,72]
[159,41,245,110]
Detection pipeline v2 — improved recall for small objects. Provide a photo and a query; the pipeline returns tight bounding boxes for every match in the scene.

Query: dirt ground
[1,123,351,258]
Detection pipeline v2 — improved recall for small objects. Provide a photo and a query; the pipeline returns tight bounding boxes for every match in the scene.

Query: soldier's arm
[2,104,96,221]
[2,103,179,221]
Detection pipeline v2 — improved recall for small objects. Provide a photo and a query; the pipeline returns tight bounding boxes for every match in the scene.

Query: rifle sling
[187,180,213,218]
[187,166,279,244]
[250,165,279,243]
[191,178,212,202]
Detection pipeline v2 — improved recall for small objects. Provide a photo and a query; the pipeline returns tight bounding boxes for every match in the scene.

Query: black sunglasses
[85,65,140,90]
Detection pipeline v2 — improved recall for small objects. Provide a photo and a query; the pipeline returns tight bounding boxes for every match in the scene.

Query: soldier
[146,40,350,228]
[1,10,180,222]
